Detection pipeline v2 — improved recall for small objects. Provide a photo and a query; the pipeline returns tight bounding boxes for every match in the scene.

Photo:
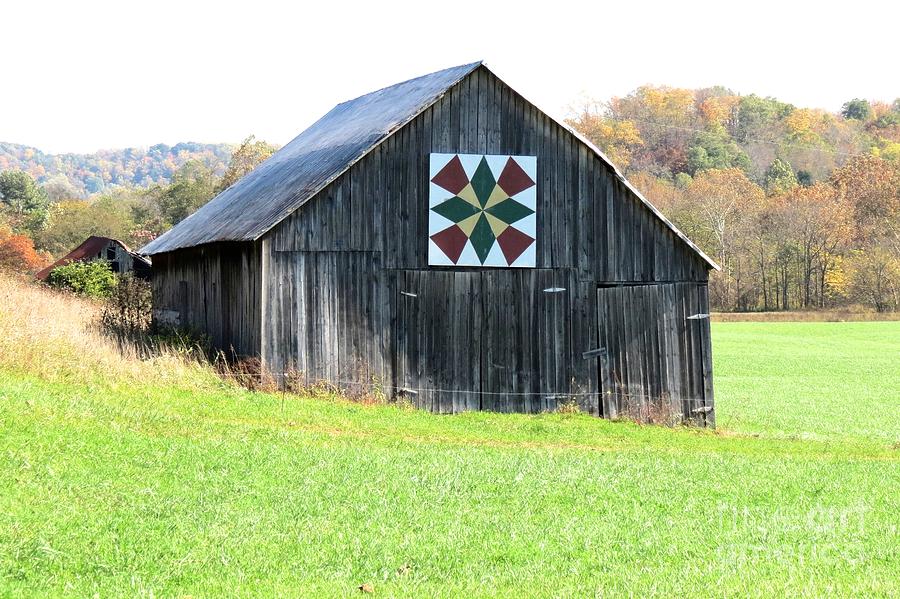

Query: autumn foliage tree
[831,156,900,249]
[215,136,277,193]
[830,156,900,311]
[0,225,49,273]
[779,184,853,308]
[566,102,643,170]
[677,169,765,309]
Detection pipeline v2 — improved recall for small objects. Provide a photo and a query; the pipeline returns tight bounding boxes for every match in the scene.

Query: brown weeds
[0,273,210,388]
[712,310,899,322]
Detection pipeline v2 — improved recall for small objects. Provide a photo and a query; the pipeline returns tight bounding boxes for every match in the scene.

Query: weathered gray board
[596,283,714,425]
[151,242,262,357]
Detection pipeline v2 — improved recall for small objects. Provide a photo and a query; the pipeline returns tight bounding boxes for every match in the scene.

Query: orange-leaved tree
[0,225,49,273]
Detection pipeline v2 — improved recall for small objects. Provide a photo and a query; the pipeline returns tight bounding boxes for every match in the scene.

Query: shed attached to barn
[141,62,719,424]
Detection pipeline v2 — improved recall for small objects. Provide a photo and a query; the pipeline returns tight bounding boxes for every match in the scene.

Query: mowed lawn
[0,308,898,595]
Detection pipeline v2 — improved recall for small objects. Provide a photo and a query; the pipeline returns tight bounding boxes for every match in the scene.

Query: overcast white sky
[2,0,896,154]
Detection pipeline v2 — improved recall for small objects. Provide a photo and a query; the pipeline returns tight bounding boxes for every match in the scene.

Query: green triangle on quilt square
[485,197,535,225]
[469,214,497,263]
[470,157,497,207]
[432,196,481,223]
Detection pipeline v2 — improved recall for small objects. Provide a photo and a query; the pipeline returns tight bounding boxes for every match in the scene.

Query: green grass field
[716,322,900,444]
[0,283,898,597]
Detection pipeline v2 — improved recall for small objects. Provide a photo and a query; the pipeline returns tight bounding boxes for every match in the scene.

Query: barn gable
[141,63,716,272]
[266,65,714,278]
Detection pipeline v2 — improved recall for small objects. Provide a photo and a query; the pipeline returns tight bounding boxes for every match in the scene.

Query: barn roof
[141,62,482,255]
[35,236,151,280]
[140,62,718,269]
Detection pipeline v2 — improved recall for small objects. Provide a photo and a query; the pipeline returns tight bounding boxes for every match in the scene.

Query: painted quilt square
[429,153,537,267]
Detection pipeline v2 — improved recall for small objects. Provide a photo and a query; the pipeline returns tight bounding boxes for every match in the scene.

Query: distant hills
[0,141,233,198]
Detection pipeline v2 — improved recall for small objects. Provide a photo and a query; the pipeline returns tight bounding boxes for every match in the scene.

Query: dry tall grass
[712,310,900,322]
[0,273,214,389]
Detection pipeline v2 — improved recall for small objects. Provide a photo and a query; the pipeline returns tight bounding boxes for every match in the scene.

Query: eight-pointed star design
[430,155,536,265]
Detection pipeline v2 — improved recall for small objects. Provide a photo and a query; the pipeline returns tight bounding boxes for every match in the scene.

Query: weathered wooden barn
[141,62,719,423]
[36,236,152,281]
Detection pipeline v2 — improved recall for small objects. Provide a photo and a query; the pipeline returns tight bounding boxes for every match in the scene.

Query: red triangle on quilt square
[430,224,469,263]
[496,226,534,265]
[431,155,469,195]
[497,157,535,197]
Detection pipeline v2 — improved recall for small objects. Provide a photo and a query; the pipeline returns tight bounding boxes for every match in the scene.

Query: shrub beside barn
[141,62,719,424]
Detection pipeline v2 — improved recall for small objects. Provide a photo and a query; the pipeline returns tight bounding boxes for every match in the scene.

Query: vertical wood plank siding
[271,67,709,281]
[595,283,712,424]
[151,65,714,421]
[151,242,262,357]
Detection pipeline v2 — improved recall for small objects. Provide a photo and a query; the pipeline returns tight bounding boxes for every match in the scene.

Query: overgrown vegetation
[46,260,118,298]
[0,276,897,596]
[99,274,152,336]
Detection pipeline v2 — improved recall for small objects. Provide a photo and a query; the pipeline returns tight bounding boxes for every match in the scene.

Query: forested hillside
[0,141,233,198]
[0,137,276,262]
[568,90,900,312]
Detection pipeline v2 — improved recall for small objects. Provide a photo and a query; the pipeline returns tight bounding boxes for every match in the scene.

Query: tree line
[3,86,899,313]
[0,141,232,197]
[567,89,899,312]
[0,137,276,270]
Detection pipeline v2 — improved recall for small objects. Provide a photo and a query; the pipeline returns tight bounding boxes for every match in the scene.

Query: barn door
[392,270,482,414]
[393,270,585,415]
[596,283,713,424]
